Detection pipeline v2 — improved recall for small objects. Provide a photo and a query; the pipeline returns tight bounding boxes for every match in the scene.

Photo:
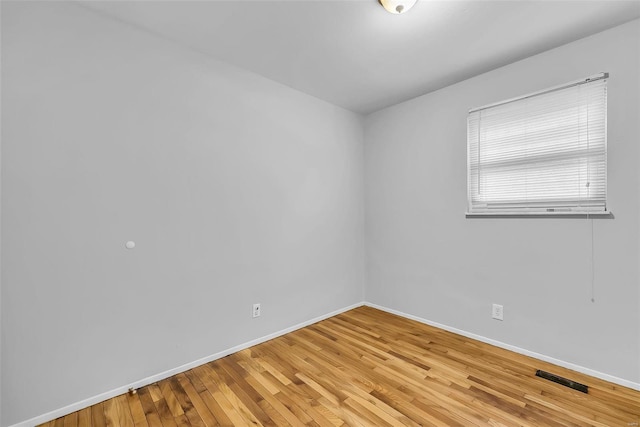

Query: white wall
[0,2,365,425]
[0,1,3,421]
[365,20,640,385]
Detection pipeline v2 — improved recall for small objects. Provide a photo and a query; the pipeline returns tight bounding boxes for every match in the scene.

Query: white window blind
[467,74,607,215]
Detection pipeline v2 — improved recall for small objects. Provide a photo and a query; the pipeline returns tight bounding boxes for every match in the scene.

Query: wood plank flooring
[40,306,640,426]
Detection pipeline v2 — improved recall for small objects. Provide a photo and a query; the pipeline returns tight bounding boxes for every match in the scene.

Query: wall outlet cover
[492,304,504,321]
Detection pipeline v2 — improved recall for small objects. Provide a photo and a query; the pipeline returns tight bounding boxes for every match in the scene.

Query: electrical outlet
[253,303,261,318]
[492,304,504,321]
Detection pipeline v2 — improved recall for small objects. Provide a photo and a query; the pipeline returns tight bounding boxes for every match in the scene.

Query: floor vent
[535,370,588,393]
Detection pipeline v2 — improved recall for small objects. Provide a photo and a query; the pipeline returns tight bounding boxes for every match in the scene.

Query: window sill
[465,211,613,219]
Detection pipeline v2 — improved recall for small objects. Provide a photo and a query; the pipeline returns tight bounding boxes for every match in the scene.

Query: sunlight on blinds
[467,75,607,214]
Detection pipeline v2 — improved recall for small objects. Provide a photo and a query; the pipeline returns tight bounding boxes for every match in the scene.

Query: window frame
[466,73,610,218]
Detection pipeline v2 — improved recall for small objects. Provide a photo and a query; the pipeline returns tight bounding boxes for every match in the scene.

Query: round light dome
[379,0,418,14]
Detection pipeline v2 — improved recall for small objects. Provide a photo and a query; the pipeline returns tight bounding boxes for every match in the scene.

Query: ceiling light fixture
[379,0,417,14]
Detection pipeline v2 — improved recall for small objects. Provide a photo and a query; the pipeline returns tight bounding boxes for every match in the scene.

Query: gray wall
[365,19,640,384]
[0,2,365,425]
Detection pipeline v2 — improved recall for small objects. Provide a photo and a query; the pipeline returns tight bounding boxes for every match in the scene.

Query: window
[467,74,607,215]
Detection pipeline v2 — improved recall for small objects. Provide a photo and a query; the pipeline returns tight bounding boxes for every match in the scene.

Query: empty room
[1,0,639,426]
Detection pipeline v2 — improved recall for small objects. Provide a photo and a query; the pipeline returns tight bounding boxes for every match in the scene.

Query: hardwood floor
[40,306,640,426]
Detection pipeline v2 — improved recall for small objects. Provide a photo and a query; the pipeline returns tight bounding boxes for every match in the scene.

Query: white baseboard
[364,302,640,392]
[10,301,365,427]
